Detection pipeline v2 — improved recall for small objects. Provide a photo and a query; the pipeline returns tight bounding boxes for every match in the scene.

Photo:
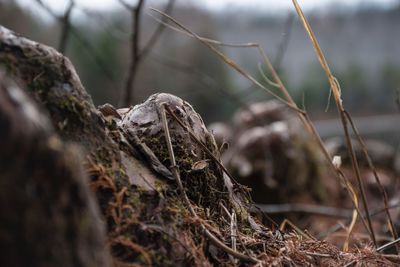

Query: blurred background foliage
[1,0,400,124]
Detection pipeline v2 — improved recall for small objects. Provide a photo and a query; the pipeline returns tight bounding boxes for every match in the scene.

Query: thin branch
[139,0,176,60]
[35,0,74,54]
[345,238,400,267]
[34,0,60,18]
[150,53,261,122]
[344,237,400,267]
[58,0,74,54]
[344,110,398,249]
[120,0,145,106]
[149,8,304,115]
[117,0,134,10]
[254,203,352,218]
[280,219,316,240]
[148,12,259,48]
[33,0,117,85]
[382,254,400,265]
[318,202,400,240]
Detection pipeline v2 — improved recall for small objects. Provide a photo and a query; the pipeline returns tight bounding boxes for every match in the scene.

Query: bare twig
[377,237,400,252]
[117,0,134,10]
[119,1,176,106]
[159,103,260,264]
[58,0,74,54]
[120,0,145,106]
[344,110,398,250]
[254,203,352,218]
[345,238,400,267]
[35,0,74,54]
[150,53,261,122]
[33,0,117,85]
[280,219,316,240]
[149,8,304,115]
[148,12,259,48]
[139,0,175,60]
[382,254,400,264]
[319,202,400,240]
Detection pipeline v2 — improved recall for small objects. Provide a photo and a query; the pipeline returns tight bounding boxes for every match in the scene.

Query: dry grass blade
[377,237,400,252]
[149,8,303,114]
[292,0,377,247]
[255,203,353,218]
[344,110,398,249]
[147,12,258,48]
[163,105,242,187]
[338,171,359,252]
[280,219,316,241]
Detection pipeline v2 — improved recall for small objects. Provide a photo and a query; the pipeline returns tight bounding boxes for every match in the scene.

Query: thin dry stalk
[163,105,242,187]
[159,103,260,264]
[151,53,258,120]
[344,110,398,248]
[319,202,400,240]
[255,203,352,218]
[377,237,400,252]
[230,210,238,264]
[337,169,359,252]
[291,0,376,247]
[149,8,303,114]
[344,237,400,267]
[280,219,316,241]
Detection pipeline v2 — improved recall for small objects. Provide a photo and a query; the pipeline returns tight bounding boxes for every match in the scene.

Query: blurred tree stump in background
[210,100,329,205]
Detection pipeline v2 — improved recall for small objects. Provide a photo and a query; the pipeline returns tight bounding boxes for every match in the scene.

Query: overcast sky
[16,0,399,14]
